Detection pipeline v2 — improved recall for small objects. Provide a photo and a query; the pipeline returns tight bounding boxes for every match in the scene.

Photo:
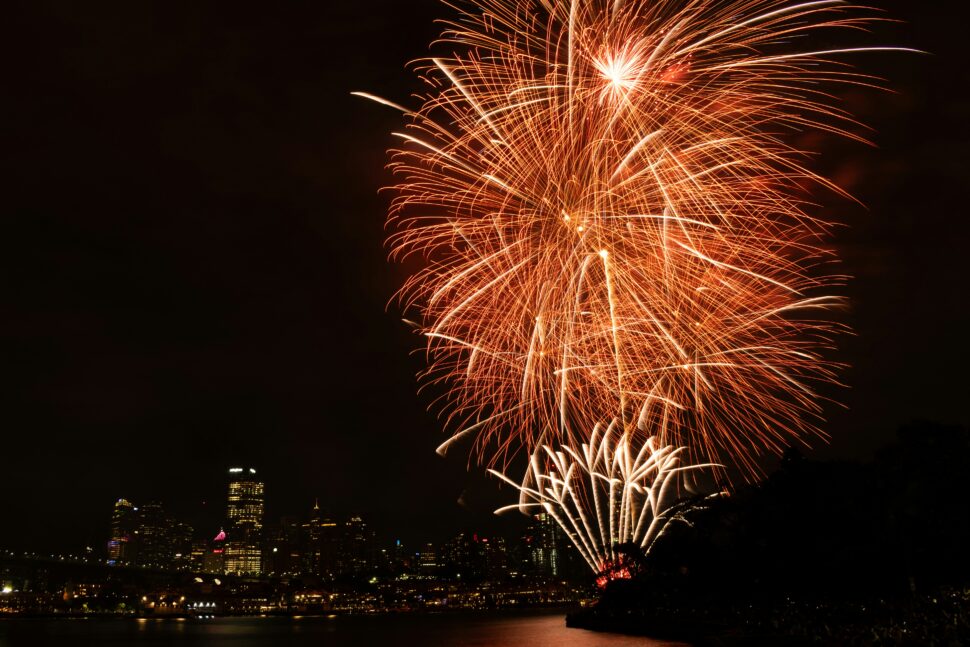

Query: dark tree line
[577,422,970,643]
[615,421,970,603]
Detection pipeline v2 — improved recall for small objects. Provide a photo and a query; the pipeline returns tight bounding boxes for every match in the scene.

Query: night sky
[1,1,966,553]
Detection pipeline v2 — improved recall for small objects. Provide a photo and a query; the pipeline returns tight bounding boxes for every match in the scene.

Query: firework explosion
[488,422,719,574]
[361,0,903,574]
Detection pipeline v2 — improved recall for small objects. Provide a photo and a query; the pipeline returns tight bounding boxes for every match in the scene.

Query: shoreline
[0,604,583,621]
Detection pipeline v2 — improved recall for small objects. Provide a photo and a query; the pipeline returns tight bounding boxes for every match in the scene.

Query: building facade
[523,512,561,577]
[134,502,178,569]
[106,498,137,564]
[224,467,264,575]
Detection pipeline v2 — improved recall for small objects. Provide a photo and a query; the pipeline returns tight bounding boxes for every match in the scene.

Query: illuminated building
[171,522,194,570]
[224,467,264,574]
[189,538,207,572]
[107,498,137,564]
[390,539,409,572]
[108,499,195,571]
[134,502,176,569]
[442,533,476,578]
[303,500,340,580]
[262,516,303,576]
[418,542,438,575]
[203,529,227,574]
[442,533,508,581]
[302,504,375,579]
[523,512,561,577]
[342,515,375,576]
[482,536,509,579]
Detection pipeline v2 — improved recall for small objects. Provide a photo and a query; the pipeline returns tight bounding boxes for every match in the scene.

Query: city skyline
[0,480,586,619]
[86,466,534,555]
[48,466,571,583]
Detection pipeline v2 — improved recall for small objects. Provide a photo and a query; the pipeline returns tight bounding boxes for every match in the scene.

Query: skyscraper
[107,498,137,564]
[441,533,508,581]
[203,529,227,574]
[523,512,561,577]
[224,467,264,574]
[134,501,176,569]
[262,515,302,576]
[342,515,375,576]
[303,500,340,580]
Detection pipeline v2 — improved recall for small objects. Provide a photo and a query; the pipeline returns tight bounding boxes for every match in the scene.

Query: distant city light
[0,465,585,618]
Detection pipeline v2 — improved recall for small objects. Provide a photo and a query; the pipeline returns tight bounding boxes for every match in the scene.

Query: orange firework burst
[358,0,909,478]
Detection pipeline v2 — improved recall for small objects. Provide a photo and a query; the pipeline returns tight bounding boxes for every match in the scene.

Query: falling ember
[359,0,910,478]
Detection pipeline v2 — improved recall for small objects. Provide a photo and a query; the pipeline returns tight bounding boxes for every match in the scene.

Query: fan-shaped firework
[489,421,719,574]
[360,0,906,477]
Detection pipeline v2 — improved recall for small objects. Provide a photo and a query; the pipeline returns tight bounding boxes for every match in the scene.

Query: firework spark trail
[489,422,720,573]
[360,0,911,477]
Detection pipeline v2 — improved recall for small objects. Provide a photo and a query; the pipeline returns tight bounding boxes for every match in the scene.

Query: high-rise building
[134,501,177,569]
[224,467,264,574]
[441,533,508,581]
[303,500,341,580]
[482,536,509,579]
[171,521,195,570]
[189,538,208,572]
[389,539,409,573]
[262,515,303,576]
[108,498,196,571]
[342,515,375,576]
[418,542,438,575]
[442,533,478,577]
[203,529,227,574]
[523,512,561,577]
[107,498,137,564]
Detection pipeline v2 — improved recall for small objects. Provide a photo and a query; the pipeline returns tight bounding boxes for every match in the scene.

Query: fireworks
[362,0,904,576]
[488,422,719,574]
[361,0,905,478]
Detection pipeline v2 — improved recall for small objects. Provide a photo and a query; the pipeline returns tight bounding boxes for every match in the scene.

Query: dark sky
[1,1,966,553]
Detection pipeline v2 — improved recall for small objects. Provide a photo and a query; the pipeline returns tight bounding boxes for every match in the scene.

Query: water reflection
[0,612,685,646]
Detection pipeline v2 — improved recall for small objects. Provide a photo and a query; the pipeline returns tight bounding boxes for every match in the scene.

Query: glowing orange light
[361,0,907,480]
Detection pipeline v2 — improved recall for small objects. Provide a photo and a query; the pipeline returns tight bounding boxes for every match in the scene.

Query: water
[0,612,682,646]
